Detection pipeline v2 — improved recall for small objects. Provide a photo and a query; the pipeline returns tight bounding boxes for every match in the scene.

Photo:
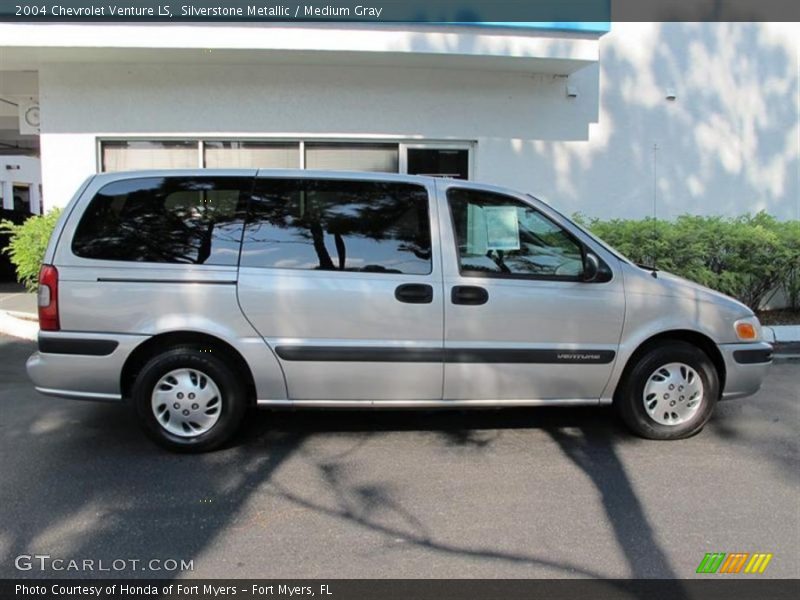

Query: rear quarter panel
[50,171,288,401]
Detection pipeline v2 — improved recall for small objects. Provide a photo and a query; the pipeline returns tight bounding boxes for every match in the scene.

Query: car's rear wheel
[132,346,247,452]
[616,341,719,440]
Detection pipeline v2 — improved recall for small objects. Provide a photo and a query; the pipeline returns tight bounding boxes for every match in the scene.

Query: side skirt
[256,398,607,408]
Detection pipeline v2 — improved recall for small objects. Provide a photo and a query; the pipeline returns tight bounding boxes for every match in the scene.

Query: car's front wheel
[616,341,719,440]
[132,346,247,452]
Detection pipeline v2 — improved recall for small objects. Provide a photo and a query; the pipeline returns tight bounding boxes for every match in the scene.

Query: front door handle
[395,283,434,304]
[451,285,489,305]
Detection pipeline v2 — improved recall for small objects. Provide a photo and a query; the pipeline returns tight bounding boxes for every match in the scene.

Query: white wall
[526,22,800,220]
[38,60,599,208]
[38,22,799,220]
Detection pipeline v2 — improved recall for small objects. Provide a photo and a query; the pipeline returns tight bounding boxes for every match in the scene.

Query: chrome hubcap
[642,362,704,426]
[151,368,222,437]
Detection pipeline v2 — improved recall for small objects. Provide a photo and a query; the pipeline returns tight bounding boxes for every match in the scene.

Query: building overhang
[0,23,602,75]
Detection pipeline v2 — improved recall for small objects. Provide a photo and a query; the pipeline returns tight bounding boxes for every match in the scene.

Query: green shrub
[775,219,800,309]
[0,209,62,292]
[574,211,800,312]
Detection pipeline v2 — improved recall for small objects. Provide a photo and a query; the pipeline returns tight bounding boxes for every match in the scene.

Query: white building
[0,21,798,220]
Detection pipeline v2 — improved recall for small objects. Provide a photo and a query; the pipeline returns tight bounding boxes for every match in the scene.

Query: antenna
[651,143,659,277]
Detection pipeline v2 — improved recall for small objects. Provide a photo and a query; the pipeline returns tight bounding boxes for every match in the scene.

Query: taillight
[38,265,60,331]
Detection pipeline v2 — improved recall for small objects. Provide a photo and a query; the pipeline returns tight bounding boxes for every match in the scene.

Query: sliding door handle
[395,283,434,304]
[451,285,489,305]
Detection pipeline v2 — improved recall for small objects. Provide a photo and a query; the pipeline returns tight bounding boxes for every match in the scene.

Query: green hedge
[0,209,62,292]
[574,212,800,312]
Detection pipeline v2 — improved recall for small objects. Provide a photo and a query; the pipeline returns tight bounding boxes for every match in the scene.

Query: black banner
[3,579,800,600]
[2,0,800,22]
[3,1,612,23]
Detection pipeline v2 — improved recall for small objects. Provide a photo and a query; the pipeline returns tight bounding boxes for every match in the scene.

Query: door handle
[451,285,489,305]
[395,283,434,304]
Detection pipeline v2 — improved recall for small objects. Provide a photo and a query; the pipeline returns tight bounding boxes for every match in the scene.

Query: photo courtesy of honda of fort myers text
[0,1,798,600]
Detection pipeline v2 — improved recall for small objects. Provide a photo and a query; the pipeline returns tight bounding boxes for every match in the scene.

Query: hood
[624,264,754,318]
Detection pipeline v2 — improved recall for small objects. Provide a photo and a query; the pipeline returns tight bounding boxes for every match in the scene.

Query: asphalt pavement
[0,334,797,580]
[0,283,36,316]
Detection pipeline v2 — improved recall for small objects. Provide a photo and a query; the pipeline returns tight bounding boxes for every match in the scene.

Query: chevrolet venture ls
[27,170,773,451]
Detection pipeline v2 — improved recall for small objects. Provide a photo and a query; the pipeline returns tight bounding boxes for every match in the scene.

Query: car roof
[86,168,549,207]
[89,168,437,186]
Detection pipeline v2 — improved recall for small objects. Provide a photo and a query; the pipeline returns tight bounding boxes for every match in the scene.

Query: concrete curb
[5,310,37,322]
[0,310,38,341]
[763,325,800,343]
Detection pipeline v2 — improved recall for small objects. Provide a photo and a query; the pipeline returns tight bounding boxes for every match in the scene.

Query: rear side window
[241,179,432,275]
[72,177,250,265]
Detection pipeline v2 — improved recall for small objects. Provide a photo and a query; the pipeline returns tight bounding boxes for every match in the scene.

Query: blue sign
[478,22,610,33]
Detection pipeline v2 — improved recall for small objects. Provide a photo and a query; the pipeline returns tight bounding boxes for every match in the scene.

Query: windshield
[526,195,633,265]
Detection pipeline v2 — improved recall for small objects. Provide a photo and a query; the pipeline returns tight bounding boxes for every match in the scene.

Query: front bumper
[718,341,773,401]
[26,331,148,401]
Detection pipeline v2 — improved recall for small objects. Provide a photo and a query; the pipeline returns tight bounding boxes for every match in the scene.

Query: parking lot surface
[0,334,797,579]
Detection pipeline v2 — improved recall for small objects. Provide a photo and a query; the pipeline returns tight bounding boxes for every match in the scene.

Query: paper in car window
[484,206,520,251]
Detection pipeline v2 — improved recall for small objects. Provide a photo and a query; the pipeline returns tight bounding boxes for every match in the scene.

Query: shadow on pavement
[4,335,790,588]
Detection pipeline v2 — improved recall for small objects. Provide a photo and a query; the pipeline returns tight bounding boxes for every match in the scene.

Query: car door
[438,182,625,402]
[237,173,444,402]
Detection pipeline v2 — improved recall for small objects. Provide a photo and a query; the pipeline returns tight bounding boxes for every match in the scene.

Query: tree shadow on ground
[2,336,684,586]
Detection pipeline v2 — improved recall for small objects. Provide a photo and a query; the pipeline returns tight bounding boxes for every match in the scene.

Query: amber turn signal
[735,321,757,341]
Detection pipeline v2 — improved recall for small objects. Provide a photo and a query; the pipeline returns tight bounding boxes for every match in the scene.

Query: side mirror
[582,252,600,282]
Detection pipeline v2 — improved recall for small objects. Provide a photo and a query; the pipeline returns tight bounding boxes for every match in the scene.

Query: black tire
[616,341,719,440]
[132,346,248,452]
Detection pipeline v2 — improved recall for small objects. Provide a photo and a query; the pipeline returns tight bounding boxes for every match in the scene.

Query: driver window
[447,188,583,278]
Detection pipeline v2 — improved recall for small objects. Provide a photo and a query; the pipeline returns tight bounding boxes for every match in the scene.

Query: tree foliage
[0,209,62,292]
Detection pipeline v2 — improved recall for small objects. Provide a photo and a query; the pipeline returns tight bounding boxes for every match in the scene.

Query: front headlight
[734,316,762,342]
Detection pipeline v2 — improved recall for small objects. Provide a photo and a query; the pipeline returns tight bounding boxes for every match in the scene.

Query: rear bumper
[26,331,148,401]
[719,341,773,401]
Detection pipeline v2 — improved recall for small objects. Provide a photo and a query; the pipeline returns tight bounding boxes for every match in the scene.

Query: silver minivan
[27,170,773,452]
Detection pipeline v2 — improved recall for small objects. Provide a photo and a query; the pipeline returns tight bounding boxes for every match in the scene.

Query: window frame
[96,137,475,179]
[241,176,436,277]
[446,186,589,283]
